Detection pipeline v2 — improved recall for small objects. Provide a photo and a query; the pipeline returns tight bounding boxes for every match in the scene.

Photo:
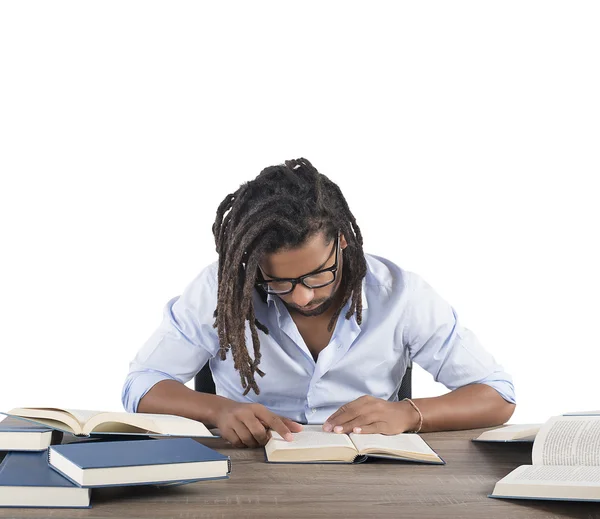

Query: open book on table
[3,407,213,438]
[265,425,444,464]
[490,415,600,502]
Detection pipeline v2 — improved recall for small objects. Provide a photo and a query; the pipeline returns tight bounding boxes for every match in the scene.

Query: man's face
[258,232,347,317]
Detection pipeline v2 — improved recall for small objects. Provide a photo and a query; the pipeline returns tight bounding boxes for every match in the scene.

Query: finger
[351,422,388,435]
[231,421,260,448]
[325,404,353,425]
[222,427,246,449]
[256,407,293,441]
[242,415,270,446]
[331,413,378,435]
[281,417,303,433]
[325,395,373,425]
[326,399,369,429]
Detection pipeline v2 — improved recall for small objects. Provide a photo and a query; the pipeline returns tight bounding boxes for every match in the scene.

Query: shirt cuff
[121,370,178,413]
[476,376,516,405]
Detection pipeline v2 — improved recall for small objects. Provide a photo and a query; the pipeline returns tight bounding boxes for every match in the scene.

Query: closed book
[0,451,90,508]
[49,437,231,487]
[0,416,54,451]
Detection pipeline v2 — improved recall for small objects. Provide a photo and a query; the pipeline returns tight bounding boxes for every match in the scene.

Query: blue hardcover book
[562,410,600,416]
[0,451,90,508]
[49,437,231,488]
[0,416,54,451]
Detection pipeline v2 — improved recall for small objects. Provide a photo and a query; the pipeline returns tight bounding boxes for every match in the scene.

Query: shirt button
[312,408,317,413]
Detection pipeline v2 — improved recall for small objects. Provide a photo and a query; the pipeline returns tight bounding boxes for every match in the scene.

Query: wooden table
[2,427,600,518]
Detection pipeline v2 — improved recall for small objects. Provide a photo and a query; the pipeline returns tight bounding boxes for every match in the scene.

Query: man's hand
[322,395,420,435]
[213,400,303,448]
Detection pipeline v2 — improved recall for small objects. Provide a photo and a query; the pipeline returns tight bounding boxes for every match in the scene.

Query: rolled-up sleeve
[122,262,221,413]
[403,273,516,404]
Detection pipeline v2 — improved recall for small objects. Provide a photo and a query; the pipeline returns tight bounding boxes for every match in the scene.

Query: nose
[289,284,314,307]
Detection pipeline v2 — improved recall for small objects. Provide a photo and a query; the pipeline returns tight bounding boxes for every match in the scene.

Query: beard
[283,294,337,317]
[281,275,344,318]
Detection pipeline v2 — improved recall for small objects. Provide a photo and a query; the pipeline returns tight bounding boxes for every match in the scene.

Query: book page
[63,409,104,425]
[7,408,86,434]
[474,424,541,442]
[269,425,355,450]
[349,432,439,460]
[503,465,600,483]
[533,416,600,466]
[492,465,600,500]
[83,412,213,436]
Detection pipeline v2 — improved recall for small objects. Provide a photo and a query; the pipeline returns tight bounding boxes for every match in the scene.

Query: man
[122,158,515,448]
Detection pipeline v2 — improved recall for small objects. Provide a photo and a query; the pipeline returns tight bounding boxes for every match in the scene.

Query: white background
[1,1,598,425]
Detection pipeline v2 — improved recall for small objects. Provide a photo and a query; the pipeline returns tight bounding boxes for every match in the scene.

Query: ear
[340,233,348,250]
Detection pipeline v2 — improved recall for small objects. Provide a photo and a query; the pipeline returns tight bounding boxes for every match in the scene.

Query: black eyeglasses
[255,235,340,295]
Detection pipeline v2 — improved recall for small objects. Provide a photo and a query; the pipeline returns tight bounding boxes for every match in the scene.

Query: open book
[473,424,541,443]
[490,415,600,502]
[4,408,213,438]
[265,425,444,464]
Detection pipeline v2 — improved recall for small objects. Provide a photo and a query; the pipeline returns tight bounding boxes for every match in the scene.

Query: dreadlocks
[211,158,367,396]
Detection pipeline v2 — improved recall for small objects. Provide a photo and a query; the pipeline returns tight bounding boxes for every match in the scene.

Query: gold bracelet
[402,398,423,433]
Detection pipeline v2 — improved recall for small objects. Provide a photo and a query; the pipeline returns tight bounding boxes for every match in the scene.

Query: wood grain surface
[1,426,599,519]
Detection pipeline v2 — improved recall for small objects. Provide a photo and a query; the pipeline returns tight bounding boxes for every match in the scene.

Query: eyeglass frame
[255,234,341,295]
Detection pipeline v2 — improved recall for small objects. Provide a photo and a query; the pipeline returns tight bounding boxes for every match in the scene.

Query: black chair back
[194,362,217,394]
[194,361,412,400]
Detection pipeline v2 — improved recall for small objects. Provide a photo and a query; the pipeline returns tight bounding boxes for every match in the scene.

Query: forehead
[261,233,334,278]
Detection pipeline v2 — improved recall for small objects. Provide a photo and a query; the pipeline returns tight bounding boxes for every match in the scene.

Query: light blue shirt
[122,254,515,424]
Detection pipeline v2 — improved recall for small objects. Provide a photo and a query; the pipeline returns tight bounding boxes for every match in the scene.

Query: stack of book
[0,408,230,509]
